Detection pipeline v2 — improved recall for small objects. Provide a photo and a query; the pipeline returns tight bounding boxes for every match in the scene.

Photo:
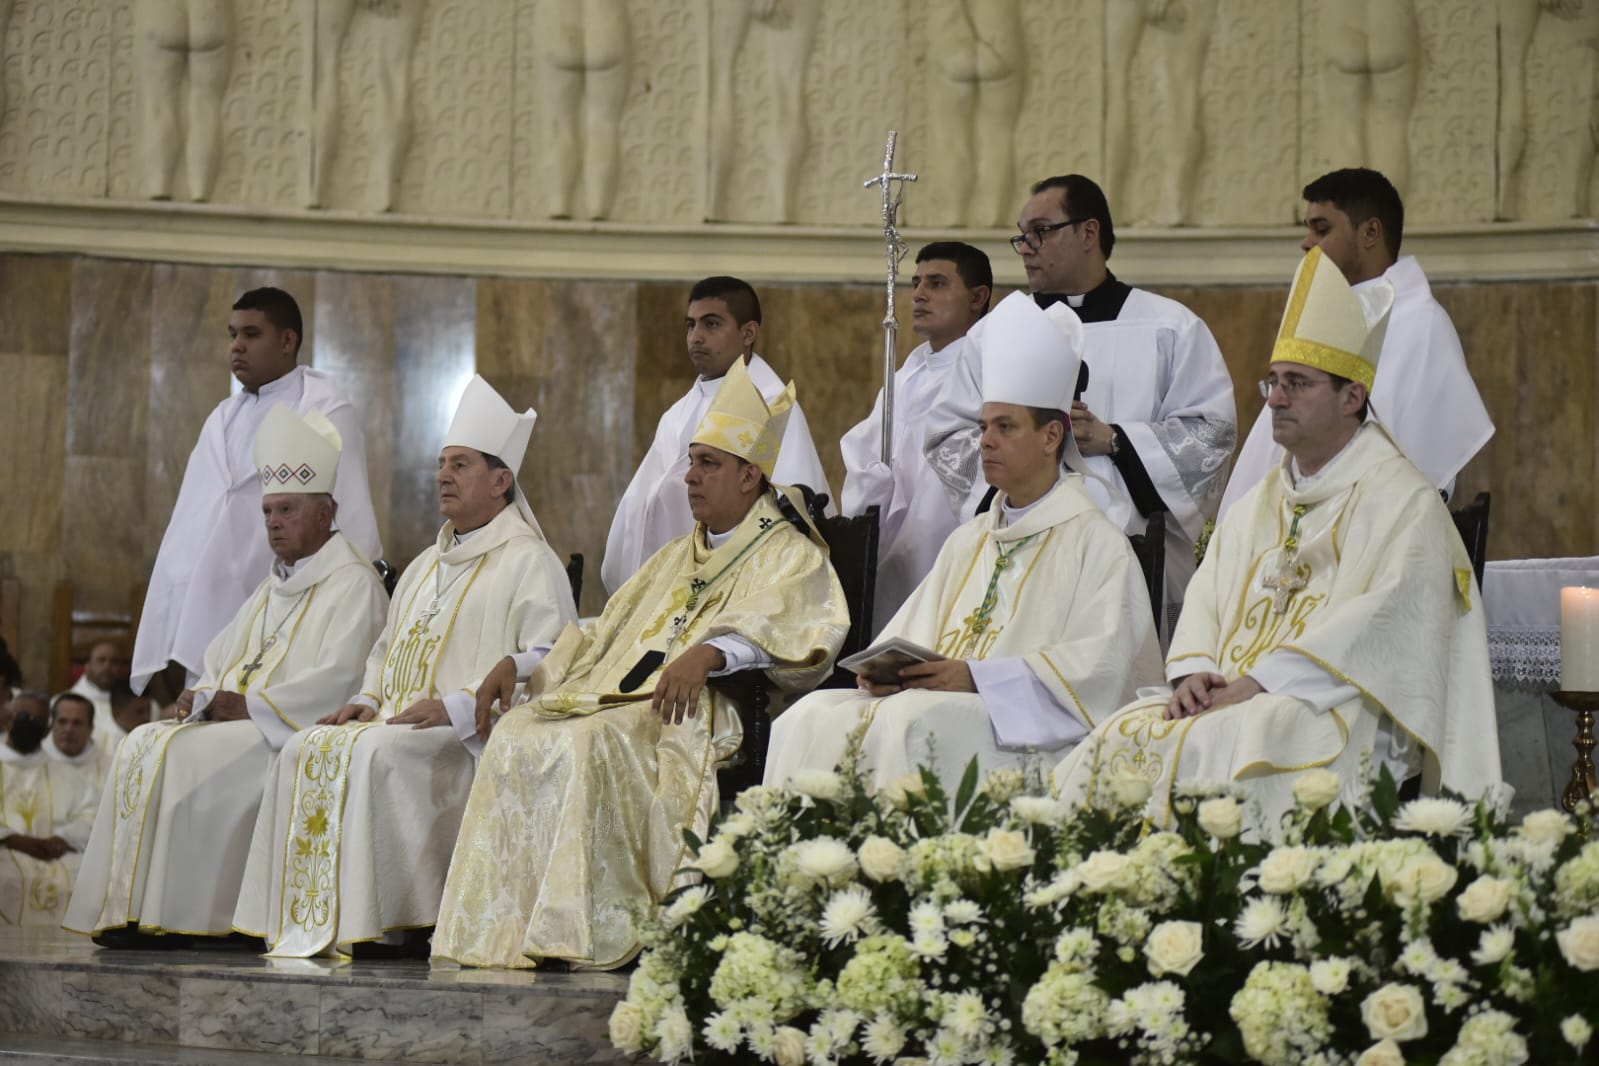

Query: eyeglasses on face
[1009,218,1084,253]
[1257,373,1335,399]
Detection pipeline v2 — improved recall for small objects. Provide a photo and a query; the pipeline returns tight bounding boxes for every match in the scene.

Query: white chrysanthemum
[716,811,756,839]
[1563,1014,1593,1051]
[1393,797,1473,838]
[1437,1009,1528,1066]
[820,884,877,948]
[1309,957,1352,995]
[1234,896,1288,949]
[662,884,712,929]
[792,837,859,884]
[790,768,846,803]
[1010,795,1065,826]
[913,929,949,960]
[701,1011,742,1053]
[945,991,991,1041]
[982,767,1026,803]
[861,1014,907,1062]
[909,899,947,936]
[654,1005,694,1062]
[944,898,982,925]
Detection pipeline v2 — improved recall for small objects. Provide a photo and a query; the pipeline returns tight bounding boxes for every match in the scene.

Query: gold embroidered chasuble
[1,749,96,926]
[766,475,1164,791]
[432,491,849,970]
[233,503,576,956]
[63,532,386,937]
[1053,424,1500,828]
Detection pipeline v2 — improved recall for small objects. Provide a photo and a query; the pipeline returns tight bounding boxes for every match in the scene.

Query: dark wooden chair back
[1128,510,1166,631]
[50,581,142,694]
[565,553,584,606]
[374,560,399,597]
[1451,492,1490,588]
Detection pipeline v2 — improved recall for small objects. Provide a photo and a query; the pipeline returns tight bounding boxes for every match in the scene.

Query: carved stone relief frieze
[1312,0,1419,196]
[529,0,630,220]
[132,0,233,201]
[0,0,113,199]
[1007,0,1102,226]
[1505,0,1599,220]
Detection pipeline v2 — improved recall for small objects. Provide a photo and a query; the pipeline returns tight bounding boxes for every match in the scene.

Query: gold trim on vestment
[1038,651,1089,726]
[1277,644,1440,779]
[1230,709,1350,778]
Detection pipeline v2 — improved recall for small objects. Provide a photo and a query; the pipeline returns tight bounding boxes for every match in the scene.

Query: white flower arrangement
[617,743,1598,1065]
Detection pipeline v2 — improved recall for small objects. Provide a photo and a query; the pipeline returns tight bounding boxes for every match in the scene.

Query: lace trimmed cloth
[1483,557,1599,686]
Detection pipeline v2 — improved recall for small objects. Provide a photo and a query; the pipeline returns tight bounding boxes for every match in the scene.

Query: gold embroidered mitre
[255,404,342,494]
[689,357,793,478]
[1271,246,1394,390]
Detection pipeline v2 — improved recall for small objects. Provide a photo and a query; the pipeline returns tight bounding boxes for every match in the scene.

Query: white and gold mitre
[690,357,794,478]
[444,375,536,473]
[255,404,341,494]
[1271,246,1395,390]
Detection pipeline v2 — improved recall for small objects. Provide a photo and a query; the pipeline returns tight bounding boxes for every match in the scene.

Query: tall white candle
[1560,587,1599,690]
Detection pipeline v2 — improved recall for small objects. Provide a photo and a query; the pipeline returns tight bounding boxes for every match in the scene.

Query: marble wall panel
[59,969,180,1042]
[1153,283,1289,433]
[179,976,319,1054]
[318,985,481,1062]
[61,456,146,615]
[0,353,68,557]
[0,255,72,356]
[632,283,697,463]
[67,258,151,458]
[0,964,63,1036]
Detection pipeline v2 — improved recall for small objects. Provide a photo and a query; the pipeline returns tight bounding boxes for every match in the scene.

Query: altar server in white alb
[2,694,97,926]
[234,376,575,957]
[65,406,387,944]
[768,293,1163,792]
[839,242,991,632]
[925,176,1235,630]
[1054,248,1501,831]
[602,275,834,594]
[131,287,381,696]
[1219,167,1492,517]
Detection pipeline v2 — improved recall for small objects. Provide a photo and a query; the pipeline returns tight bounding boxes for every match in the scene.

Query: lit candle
[1560,587,1599,691]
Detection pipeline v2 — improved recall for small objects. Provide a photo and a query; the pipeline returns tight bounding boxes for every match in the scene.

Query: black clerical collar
[1033,272,1132,323]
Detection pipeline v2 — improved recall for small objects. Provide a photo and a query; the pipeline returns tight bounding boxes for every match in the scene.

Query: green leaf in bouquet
[953,757,980,822]
[1368,763,1401,824]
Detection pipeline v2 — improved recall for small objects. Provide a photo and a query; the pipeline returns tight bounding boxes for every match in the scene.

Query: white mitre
[443,374,545,537]
[255,404,342,494]
[977,291,1091,477]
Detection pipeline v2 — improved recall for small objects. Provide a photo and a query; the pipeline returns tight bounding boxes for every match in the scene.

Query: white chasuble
[63,534,386,938]
[767,476,1163,794]
[1053,425,1501,833]
[601,354,835,595]
[924,291,1235,624]
[839,339,965,633]
[234,504,576,957]
[432,492,849,970]
[1,748,96,926]
[1219,256,1493,519]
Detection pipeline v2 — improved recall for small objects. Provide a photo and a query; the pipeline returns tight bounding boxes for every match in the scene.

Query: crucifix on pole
[863,130,918,465]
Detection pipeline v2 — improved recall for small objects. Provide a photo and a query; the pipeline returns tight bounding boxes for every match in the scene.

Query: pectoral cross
[418,598,443,625]
[1264,557,1310,616]
[238,635,277,688]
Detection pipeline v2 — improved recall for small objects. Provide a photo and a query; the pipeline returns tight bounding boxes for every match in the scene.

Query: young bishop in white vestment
[234,377,575,957]
[132,289,381,696]
[602,276,834,594]
[770,293,1163,793]
[925,178,1234,630]
[65,407,386,941]
[840,243,990,632]
[1053,249,1502,832]
[2,699,96,926]
[434,359,849,970]
[1219,169,1492,517]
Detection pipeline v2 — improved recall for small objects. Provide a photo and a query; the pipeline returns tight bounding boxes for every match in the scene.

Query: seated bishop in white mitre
[65,405,388,943]
[233,376,577,957]
[765,293,1164,794]
[1053,248,1502,833]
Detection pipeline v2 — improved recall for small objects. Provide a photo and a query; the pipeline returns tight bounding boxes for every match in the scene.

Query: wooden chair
[50,581,143,694]
[565,553,584,606]
[1128,510,1166,632]
[374,560,399,597]
[1451,492,1490,589]
[714,491,880,798]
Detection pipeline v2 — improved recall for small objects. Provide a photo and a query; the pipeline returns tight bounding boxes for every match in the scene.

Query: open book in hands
[837,637,945,687]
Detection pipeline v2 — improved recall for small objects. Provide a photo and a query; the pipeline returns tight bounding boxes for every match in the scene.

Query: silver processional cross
[863,131,917,465]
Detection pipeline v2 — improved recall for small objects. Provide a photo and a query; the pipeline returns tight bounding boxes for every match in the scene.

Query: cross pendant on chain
[1263,554,1310,615]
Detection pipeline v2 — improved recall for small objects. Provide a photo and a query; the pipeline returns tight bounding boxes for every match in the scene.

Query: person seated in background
[2,693,96,926]
[42,693,114,793]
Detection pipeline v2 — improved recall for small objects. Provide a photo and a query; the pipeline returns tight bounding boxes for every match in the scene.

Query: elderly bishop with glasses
[1052,248,1500,835]
[925,175,1236,637]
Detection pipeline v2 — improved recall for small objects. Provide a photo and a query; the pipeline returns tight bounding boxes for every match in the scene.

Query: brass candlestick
[1552,690,1599,816]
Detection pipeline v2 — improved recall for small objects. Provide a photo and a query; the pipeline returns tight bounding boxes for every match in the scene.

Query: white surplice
[131,366,382,694]
[234,504,576,956]
[63,533,386,937]
[924,289,1235,627]
[41,736,114,796]
[601,354,834,594]
[1219,256,1493,517]
[766,475,1164,793]
[1053,423,1502,833]
[840,338,966,633]
[1,745,96,926]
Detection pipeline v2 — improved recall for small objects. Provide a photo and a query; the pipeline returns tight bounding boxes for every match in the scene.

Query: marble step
[0,1031,373,1064]
[0,928,631,1065]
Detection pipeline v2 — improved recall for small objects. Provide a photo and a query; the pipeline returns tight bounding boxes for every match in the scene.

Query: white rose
[793,838,858,884]
[1361,983,1429,1042]
[1293,768,1344,811]
[694,837,739,879]
[1076,850,1135,893]
[1258,846,1319,894]
[857,835,907,882]
[1519,808,1575,844]
[1556,915,1599,972]
[1355,1038,1407,1066]
[1198,797,1243,840]
[1310,957,1352,995]
[772,1025,808,1066]
[1108,770,1153,809]
[1144,920,1204,977]
[883,771,926,810]
[976,829,1036,872]
[1455,875,1513,924]
[608,1001,644,1052]
[790,769,845,803]
[1388,853,1458,906]
[1010,795,1065,826]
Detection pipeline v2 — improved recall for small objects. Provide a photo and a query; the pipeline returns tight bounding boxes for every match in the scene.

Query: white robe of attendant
[767,475,1164,793]
[1219,256,1493,517]
[601,354,834,594]
[42,736,115,795]
[840,338,966,633]
[234,503,575,956]
[1053,423,1502,833]
[924,289,1235,627]
[64,533,386,938]
[1,745,96,926]
[131,366,382,694]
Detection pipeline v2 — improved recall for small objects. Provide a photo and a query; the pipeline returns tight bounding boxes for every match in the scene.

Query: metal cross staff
[863,130,917,465]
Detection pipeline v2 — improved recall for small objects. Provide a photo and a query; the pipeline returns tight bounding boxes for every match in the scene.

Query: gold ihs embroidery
[384,615,443,706]
[1224,590,1325,675]
[939,621,1003,661]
